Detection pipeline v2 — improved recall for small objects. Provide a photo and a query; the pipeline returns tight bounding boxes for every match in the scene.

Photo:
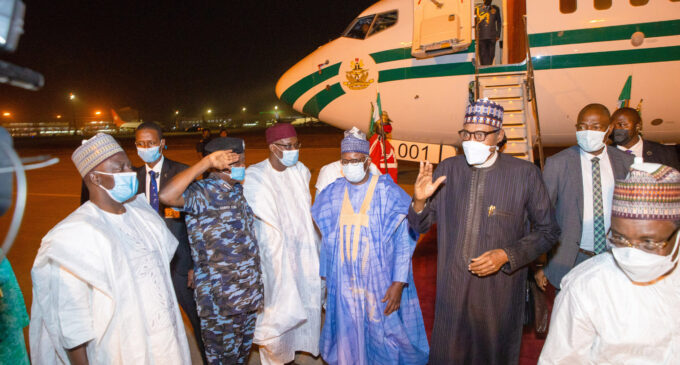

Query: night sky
[1,0,376,122]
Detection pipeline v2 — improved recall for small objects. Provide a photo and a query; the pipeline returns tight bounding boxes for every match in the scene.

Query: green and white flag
[618,75,632,108]
[368,91,382,138]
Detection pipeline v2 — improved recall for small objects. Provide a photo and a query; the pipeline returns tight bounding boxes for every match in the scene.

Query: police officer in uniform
[476,0,502,66]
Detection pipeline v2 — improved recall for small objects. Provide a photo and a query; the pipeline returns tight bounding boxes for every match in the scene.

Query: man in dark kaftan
[407,98,560,364]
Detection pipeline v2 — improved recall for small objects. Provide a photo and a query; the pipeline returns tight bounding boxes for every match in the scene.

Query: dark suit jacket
[136,158,192,277]
[542,146,634,288]
[642,139,680,170]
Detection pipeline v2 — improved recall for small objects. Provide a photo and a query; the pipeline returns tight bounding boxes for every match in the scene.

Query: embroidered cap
[464,98,504,129]
[341,127,370,155]
[71,133,124,177]
[265,123,297,144]
[612,158,680,221]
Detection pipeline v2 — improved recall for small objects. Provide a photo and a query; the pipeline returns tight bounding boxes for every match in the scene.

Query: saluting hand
[206,150,239,170]
[414,161,446,202]
[469,249,509,277]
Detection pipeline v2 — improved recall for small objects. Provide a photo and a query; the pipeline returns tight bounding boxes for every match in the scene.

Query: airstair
[478,73,533,161]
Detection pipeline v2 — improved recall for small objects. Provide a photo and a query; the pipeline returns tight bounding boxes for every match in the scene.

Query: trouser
[200,310,258,365]
[172,271,207,364]
[479,39,496,65]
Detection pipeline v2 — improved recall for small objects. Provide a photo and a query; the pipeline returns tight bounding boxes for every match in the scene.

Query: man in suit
[476,0,501,65]
[535,104,634,291]
[134,122,207,363]
[610,107,680,170]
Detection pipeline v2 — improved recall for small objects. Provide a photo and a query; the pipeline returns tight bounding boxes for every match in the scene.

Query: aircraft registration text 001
[391,139,457,164]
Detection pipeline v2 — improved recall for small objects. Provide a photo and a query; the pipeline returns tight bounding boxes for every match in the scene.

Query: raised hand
[206,150,239,170]
[414,161,446,202]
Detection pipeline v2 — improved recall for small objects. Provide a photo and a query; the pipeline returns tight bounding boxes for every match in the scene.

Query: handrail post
[474,14,480,99]
[523,15,545,168]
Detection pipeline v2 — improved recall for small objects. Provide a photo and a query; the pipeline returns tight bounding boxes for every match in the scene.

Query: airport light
[274,105,278,110]
[242,107,246,112]
[2,112,10,117]
[207,109,212,114]
[69,92,75,100]
[175,110,179,115]
[94,110,102,116]
[56,114,62,119]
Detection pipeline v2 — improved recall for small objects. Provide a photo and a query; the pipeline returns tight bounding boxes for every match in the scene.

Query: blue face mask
[277,148,299,167]
[229,166,245,181]
[95,171,139,203]
[137,146,162,164]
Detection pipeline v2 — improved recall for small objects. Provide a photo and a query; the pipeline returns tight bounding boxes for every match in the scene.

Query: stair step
[503,111,526,124]
[478,74,525,87]
[503,126,527,139]
[507,152,530,160]
[482,86,523,98]
[504,139,530,154]
[491,98,524,111]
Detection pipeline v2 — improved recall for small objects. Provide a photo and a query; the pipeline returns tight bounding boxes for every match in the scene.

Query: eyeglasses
[606,229,676,252]
[458,129,499,142]
[340,157,368,165]
[135,141,160,148]
[274,142,301,150]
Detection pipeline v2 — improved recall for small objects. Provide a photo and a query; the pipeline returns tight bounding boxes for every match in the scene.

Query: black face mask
[611,129,633,145]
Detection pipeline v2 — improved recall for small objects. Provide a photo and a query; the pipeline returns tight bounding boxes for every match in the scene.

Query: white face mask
[576,130,607,153]
[611,232,680,284]
[342,160,368,183]
[462,140,494,165]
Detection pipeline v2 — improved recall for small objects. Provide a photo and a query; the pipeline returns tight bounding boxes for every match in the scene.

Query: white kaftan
[244,159,322,365]
[539,253,680,364]
[29,195,191,365]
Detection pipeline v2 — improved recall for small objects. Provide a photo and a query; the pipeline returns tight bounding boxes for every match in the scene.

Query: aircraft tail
[111,109,126,127]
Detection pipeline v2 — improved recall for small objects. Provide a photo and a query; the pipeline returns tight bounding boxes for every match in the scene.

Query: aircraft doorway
[475,0,528,66]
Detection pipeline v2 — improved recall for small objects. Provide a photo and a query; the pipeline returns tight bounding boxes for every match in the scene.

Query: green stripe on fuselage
[302,83,345,117]
[280,62,341,106]
[368,19,680,64]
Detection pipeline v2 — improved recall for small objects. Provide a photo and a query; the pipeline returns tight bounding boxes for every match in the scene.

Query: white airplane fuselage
[276,0,680,155]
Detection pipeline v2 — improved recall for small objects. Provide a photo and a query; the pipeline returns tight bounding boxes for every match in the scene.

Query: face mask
[611,129,633,145]
[95,171,139,203]
[276,148,299,167]
[137,146,162,163]
[462,141,494,165]
[229,166,245,181]
[611,232,680,284]
[342,161,368,183]
[576,130,606,153]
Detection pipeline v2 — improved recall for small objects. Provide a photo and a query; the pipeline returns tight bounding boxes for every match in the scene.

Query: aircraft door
[412,0,472,59]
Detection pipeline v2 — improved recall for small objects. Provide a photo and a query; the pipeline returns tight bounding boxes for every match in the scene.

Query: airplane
[111,108,142,131]
[275,0,680,164]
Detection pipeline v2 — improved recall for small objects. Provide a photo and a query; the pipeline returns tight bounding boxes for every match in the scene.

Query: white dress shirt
[616,136,643,158]
[144,156,164,204]
[579,148,614,251]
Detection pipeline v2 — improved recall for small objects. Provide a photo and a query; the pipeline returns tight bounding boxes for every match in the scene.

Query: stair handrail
[474,14,480,99]
[523,14,545,168]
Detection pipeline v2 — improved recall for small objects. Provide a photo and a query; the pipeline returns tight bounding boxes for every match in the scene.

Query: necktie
[592,157,606,254]
[148,170,159,212]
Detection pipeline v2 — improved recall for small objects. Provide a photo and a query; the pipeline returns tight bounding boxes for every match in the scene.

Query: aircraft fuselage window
[594,0,612,10]
[630,0,648,5]
[367,10,398,37]
[560,0,577,13]
[343,15,376,39]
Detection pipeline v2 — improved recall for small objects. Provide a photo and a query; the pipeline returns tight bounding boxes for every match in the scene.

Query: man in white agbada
[29,133,190,365]
[243,123,322,365]
[539,159,680,364]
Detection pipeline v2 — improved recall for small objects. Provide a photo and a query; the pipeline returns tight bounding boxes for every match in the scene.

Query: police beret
[205,137,245,154]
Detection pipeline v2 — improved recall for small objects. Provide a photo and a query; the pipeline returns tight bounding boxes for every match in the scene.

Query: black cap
[205,137,245,154]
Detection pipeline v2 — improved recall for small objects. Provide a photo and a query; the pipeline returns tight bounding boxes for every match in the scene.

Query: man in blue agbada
[311,127,429,365]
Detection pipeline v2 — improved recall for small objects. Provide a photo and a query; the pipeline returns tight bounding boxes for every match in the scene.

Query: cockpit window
[368,11,398,37]
[343,15,376,39]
